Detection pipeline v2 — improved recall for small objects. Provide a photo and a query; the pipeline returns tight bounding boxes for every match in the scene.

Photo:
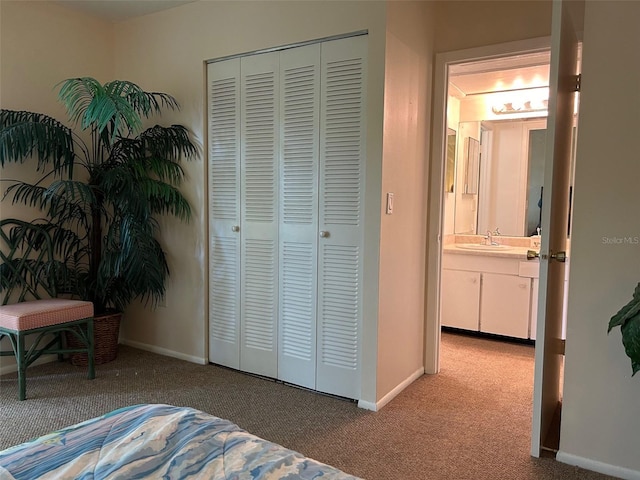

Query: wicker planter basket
[66,311,121,366]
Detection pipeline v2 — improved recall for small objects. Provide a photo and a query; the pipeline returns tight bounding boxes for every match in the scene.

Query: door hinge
[571,74,581,92]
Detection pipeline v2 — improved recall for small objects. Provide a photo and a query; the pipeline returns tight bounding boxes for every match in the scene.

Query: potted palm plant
[609,282,640,376]
[0,77,197,364]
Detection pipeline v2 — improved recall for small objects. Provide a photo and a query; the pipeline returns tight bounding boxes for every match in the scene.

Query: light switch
[386,192,394,214]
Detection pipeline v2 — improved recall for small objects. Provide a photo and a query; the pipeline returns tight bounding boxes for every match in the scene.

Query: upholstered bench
[0,219,96,400]
[0,299,95,400]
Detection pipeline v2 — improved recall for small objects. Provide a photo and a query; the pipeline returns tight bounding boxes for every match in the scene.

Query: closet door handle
[232,225,240,232]
[319,230,329,238]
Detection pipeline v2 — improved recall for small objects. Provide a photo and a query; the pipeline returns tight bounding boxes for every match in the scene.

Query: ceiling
[449,51,551,99]
[55,0,196,22]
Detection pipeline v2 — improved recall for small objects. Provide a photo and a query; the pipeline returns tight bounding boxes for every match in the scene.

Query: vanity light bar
[492,99,548,115]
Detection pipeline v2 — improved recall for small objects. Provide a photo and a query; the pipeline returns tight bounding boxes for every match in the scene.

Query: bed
[0,404,362,479]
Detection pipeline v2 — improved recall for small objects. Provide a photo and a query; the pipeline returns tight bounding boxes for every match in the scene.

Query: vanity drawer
[442,253,520,275]
[518,261,540,278]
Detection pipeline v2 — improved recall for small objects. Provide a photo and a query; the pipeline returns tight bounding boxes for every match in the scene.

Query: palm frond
[108,137,145,163]
[96,163,147,217]
[143,157,186,184]
[0,109,75,174]
[37,223,88,261]
[4,180,93,226]
[42,179,97,211]
[97,215,167,310]
[142,179,192,220]
[58,78,143,141]
[106,173,191,220]
[109,124,196,184]
[125,89,180,118]
[108,146,186,185]
[97,157,191,221]
[139,125,197,162]
[57,78,103,127]
[3,181,47,208]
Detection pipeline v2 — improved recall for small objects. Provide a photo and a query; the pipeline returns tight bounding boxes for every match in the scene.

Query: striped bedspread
[0,404,362,479]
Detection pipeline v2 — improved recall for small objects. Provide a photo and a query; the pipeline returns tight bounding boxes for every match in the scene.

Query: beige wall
[559,1,640,474]
[0,1,113,114]
[112,0,388,403]
[0,1,113,222]
[0,1,113,373]
[434,0,552,53]
[376,0,434,402]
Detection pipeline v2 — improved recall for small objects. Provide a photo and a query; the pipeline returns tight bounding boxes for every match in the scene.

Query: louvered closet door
[316,36,367,399]
[277,44,321,389]
[239,52,280,377]
[208,59,241,369]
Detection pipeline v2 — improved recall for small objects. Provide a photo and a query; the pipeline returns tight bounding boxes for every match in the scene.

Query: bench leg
[16,333,26,401]
[87,318,95,380]
[57,332,64,362]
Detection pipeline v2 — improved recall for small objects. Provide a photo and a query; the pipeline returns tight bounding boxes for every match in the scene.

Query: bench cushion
[0,299,93,332]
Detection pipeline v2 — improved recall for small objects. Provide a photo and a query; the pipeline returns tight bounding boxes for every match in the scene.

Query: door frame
[425,36,552,376]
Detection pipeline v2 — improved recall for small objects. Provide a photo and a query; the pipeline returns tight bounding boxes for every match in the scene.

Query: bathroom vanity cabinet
[441,269,481,331]
[479,273,531,338]
[441,249,537,339]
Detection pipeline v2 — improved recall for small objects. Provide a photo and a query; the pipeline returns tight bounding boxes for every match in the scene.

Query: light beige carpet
[0,332,615,480]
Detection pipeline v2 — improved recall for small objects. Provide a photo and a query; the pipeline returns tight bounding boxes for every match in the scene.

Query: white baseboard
[357,400,377,411]
[557,451,640,480]
[0,354,57,376]
[357,366,424,412]
[120,339,207,365]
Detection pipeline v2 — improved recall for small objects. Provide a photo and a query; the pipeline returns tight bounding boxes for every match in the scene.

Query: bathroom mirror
[445,128,456,193]
[526,128,547,235]
[453,118,548,236]
[463,136,480,194]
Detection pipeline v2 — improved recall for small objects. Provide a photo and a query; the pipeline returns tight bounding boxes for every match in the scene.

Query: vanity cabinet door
[480,273,531,339]
[441,269,481,331]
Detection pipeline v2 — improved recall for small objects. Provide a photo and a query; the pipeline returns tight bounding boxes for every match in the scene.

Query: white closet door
[208,59,241,369]
[316,36,367,399]
[278,44,321,389]
[239,52,280,377]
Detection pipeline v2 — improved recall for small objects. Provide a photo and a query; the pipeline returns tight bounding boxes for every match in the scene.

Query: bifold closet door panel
[316,35,367,399]
[208,59,242,369]
[277,44,321,389]
[208,35,368,399]
[239,52,280,378]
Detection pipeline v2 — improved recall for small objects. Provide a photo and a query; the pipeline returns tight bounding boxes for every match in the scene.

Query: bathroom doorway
[425,28,581,456]
[438,50,553,447]
[441,50,551,343]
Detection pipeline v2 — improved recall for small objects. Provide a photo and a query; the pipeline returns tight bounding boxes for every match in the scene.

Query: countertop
[442,244,537,260]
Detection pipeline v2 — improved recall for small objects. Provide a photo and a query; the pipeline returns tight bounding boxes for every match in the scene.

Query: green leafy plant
[608,282,640,375]
[0,78,197,314]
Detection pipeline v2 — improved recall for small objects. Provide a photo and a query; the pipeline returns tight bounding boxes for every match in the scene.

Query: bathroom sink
[455,243,513,252]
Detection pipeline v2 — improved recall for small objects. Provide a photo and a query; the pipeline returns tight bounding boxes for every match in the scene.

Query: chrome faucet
[485,230,499,246]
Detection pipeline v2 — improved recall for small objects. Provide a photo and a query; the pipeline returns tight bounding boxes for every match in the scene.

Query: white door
[208,58,241,369]
[316,36,367,399]
[239,52,280,378]
[531,0,583,457]
[278,44,321,389]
